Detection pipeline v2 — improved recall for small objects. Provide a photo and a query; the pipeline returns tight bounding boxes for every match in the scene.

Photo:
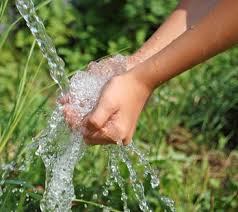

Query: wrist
[124,64,155,98]
[126,55,143,70]
[128,57,160,94]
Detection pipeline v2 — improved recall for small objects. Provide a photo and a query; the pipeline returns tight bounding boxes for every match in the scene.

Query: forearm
[131,0,238,90]
[128,0,219,67]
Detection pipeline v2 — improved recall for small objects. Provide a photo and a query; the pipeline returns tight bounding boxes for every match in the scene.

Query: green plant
[0,0,237,211]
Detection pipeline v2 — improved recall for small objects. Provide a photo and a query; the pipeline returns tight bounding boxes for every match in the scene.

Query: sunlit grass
[0,0,9,22]
[0,0,53,50]
[0,41,36,154]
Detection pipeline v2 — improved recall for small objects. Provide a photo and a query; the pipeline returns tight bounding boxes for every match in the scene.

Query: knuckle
[88,115,101,129]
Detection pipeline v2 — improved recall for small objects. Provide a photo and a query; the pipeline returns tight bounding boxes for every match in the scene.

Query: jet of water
[16,0,69,91]
[16,0,175,211]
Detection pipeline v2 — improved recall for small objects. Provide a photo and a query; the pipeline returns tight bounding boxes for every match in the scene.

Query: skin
[128,0,219,67]
[62,0,238,145]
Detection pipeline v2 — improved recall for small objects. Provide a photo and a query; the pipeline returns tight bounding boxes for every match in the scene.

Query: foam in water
[34,54,160,211]
[16,0,175,211]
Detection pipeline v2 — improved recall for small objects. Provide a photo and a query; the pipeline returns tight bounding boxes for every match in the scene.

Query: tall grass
[0,41,36,154]
[0,0,237,211]
[0,0,9,22]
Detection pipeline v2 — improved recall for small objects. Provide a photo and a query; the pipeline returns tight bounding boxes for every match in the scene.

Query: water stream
[16,0,69,91]
[16,0,175,211]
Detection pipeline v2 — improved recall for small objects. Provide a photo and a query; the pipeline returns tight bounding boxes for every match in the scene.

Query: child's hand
[60,57,128,130]
[81,71,152,145]
[60,56,141,133]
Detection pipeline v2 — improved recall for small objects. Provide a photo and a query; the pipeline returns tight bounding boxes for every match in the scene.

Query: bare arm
[65,0,238,145]
[128,0,219,67]
[132,0,238,90]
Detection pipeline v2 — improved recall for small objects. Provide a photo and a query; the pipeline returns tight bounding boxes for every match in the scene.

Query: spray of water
[16,0,175,211]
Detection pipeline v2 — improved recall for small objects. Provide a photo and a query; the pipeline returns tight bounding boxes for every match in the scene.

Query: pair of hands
[60,57,152,145]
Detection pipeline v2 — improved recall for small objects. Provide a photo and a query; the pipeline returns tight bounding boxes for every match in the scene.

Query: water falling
[127,143,160,189]
[107,146,129,212]
[16,0,69,91]
[16,0,175,211]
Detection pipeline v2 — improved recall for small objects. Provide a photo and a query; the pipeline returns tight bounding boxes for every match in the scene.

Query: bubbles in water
[16,0,173,211]
[107,146,129,212]
[118,146,151,212]
[127,143,160,188]
[103,188,109,197]
[160,196,176,212]
[34,55,128,212]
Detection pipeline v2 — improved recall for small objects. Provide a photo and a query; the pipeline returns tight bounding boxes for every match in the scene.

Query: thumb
[84,97,117,132]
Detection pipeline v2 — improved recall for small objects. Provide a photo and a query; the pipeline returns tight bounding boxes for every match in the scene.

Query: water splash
[16,0,175,211]
[34,55,131,212]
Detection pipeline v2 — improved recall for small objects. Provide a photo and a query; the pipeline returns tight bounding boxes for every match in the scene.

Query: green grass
[0,0,238,211]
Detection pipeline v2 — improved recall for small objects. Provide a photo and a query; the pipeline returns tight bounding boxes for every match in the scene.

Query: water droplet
[103,189,108,196]
[92,193,98,200]
[12,188,18,193]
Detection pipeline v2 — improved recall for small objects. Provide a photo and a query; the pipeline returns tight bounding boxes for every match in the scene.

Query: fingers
[63,104,82,130]
[123,124,136,145]
[122,130,134,146]
[59,94,70,105]
[82,118,133,146]
[84,130,133,146]
[83,128,117,145]
[83,96,117,133]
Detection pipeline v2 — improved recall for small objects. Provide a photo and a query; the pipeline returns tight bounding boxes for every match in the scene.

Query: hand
[81,71,152,145]
[60,56,141,132]
[60,56,129,130]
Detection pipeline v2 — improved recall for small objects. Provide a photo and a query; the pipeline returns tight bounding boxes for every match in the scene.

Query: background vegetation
[0,0,237,211]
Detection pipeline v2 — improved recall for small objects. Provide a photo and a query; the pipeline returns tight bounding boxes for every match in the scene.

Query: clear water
[127,143,160,189]
[16,0,69,91]
[16,0,175,212]
[107,146,129,212]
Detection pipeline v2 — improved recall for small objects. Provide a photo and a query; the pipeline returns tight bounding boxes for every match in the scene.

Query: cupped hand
[82,71,152,145]
[60,56,150,145]
[59,56,130,131]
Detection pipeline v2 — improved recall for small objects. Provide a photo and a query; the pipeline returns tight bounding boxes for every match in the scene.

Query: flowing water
[16,0,69,91]
[16,0,175,211]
